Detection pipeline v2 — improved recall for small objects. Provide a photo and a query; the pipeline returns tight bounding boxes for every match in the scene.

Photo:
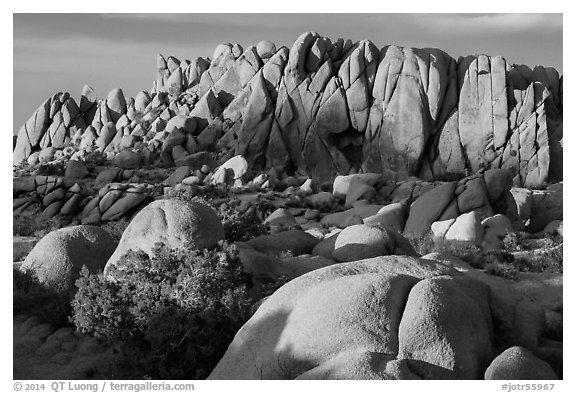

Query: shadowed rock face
[14,32,562,188]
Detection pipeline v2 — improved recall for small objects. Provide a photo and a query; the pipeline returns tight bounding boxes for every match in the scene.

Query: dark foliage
[13,214,68,237]
[72,241,252,379]
[13,267,73,327]
[167,187,271,243]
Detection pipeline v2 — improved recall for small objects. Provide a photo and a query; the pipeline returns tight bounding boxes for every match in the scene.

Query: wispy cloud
[409,13,562,35]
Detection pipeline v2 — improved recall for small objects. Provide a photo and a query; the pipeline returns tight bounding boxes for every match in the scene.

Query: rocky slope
[14,32,562,188]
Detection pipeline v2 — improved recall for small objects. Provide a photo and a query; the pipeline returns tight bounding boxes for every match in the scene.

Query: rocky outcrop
[208,257,495,379]
[403,169,513,238]
[13,174,155,224]
[14,33,562,189]
[14,92,86,165]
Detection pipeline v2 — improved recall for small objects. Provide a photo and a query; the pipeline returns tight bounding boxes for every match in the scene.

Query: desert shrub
[408,231,481,265]
[407,232,437,256]
[34,161,66,177]
[438,242,482,266]
[13,214,67,237]
[72,241,252,379]
[13,267,73,326]
[100,218,131,241]
[532,235,562,250]
[474,251,519,280]
[502,232,562,273]
[513,245,563,274]
[485,262,519,280]
[502,232,523,252]
[211,198,270,242]
[259,274,291,299]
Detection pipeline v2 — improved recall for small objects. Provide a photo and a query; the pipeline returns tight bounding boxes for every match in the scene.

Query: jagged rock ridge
[14,32,563,188]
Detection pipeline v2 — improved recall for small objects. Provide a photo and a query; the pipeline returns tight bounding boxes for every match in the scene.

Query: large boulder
[208,256,496,379]
[20,226,117,292]
[104,199,224,278]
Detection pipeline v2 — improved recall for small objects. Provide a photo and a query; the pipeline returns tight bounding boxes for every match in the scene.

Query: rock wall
[14,32,562,188]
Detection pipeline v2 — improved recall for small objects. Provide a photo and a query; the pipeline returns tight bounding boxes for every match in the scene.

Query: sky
[13,13,563,135]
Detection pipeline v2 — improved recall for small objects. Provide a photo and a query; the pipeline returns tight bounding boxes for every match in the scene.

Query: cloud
[410,13,562,35]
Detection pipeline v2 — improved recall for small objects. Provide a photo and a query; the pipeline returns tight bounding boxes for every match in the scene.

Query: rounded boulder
[20,226,117,293]
[208,256,495,380]
[332,224,394,262]
[104,199,224,277]
[256,40,277,59]
[484,346,557,380]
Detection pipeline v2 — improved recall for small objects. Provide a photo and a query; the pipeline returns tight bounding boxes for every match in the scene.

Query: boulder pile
[13,31,563,381]
[14,32,562,188]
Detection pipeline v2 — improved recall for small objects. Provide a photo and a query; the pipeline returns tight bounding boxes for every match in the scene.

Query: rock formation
[13,33,562,189]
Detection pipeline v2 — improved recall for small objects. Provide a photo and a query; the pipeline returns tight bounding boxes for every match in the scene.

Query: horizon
[13,13,563,135]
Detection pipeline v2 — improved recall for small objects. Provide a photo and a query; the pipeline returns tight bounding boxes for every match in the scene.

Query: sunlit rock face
[14,32,562,189]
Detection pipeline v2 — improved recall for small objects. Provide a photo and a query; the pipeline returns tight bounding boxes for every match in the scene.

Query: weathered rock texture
[14,33,562,188]
[13,175,155,224]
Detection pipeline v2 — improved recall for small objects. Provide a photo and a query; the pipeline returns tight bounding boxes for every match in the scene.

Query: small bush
[407,232,437,256]
[101,218,131,241]
[502,232,523,252]
[259,274,291,299]
[34,161,66,177]
[13,268,73,327]
[13,214,67,237]
[485,262,519,280]
[408,232,481,265]
[513,245,563,274]
[72,241,252,379]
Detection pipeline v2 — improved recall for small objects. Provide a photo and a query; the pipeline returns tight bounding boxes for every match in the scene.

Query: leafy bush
[13,267,73,327]
[72,241,252,379]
